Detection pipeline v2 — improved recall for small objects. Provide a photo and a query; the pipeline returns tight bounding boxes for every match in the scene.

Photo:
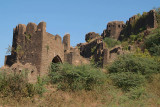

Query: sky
[0,0,160,67]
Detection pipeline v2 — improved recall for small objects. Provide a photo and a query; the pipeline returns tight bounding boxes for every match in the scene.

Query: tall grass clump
[49,63,106,91]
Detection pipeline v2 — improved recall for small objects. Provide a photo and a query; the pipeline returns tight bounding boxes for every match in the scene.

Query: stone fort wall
[5,22,64,76]
[4,9,158,79]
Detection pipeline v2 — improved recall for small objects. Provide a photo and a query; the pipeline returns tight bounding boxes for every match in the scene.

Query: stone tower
[102,21,125,40]
[63,34,70,52]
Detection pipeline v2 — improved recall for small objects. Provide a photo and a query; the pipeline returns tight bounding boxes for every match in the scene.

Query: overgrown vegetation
[25,33,32,41]
[49,63,106,91]
[1,51,160,106]
[155,7,160,25]
[0,70,46,99]
[144,27,160,56]
[108,53,160,91]
[120,11,149,41]
[103,37,121,48]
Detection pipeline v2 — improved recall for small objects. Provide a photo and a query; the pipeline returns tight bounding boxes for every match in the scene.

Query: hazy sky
[0,0,160,67]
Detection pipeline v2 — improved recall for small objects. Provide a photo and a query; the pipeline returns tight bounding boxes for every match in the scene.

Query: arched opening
[52,55,62,63]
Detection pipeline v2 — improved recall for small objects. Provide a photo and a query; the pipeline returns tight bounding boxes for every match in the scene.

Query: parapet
[55,34,62,43]
[107,21,125,29]
[13,21,47,35]
[14,24,26,35]
[26,22,37,34]
[128,15,139,24]
[37,22,46,32]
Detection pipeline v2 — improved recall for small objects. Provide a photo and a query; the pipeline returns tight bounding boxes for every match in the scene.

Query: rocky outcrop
[85,32,100,42]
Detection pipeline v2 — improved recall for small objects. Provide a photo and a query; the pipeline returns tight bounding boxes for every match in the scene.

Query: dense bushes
[49,53,160,92]
[0,70,46,98]
[144,8,160,56]
[155,7,160,25]
[0,71,33,97]
[110,72,145,91]
[108,54,160,75]
[49,63,106,91]
[108,53,160,91]
[103,37,121,48]
[144,29,160,56]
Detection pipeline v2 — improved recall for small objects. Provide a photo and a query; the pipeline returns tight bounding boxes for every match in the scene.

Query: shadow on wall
[52,55,62,63]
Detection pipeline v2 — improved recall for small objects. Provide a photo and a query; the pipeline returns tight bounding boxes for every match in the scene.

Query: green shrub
[108,53,160,91]
[0,70,47,98]
[108,54,160,76]
[49,63,106,91]
[145,30,160,56]
[121,41,129,50]
[34,76,48,96]
[103,37,121,48]
[130,35,137,42]
[155,7,160,25]
[0,71,33,97]
[110,72,145,91]
[127,87,147,100]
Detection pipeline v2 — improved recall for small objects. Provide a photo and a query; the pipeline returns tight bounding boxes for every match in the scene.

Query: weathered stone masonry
[4,9,158,79]
[5,22,65,76]
[5,22,89,76]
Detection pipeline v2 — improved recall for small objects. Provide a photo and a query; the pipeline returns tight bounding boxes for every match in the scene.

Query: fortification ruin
[4,9,158,79]
[102,21,125,40]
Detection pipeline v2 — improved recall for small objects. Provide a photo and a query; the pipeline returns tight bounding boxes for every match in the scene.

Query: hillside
[0,8,160,107]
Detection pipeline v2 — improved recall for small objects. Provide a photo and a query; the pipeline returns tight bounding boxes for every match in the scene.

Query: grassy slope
[0,82,159,107]
[0,63,160,107]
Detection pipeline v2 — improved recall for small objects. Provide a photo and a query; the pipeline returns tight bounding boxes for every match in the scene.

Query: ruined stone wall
[80,37,107,67]
[63,34,70,52]
[5,22,44,75]
[64,47,89,65]
[5,9,158,77]
[128,10,157,29]
[39,22,64,76]
[119,10,158,40]
[5,22,65,76]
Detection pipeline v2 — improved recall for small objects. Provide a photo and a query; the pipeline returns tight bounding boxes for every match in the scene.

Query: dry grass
[147,74,160,97]
[0,83,159,107]
[0,68,160,107]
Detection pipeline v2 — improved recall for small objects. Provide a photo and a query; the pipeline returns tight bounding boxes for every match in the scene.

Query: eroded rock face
[85,32,100,42]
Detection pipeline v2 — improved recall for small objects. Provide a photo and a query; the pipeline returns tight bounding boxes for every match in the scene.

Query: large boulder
[85,32,100,42]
